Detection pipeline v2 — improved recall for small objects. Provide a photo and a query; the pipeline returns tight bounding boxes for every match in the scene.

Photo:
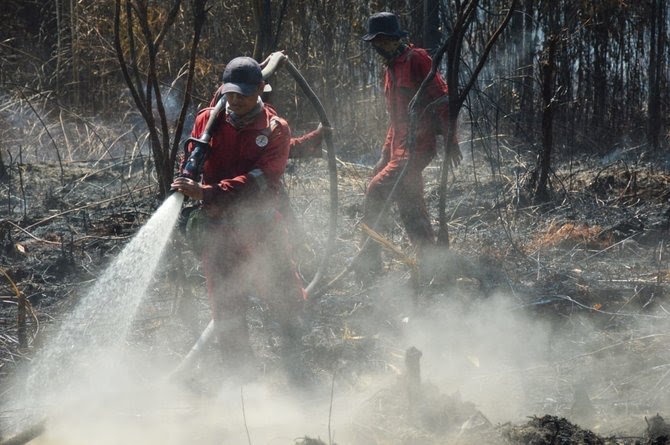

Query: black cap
[222,56,263,96]
[362,12,408,41]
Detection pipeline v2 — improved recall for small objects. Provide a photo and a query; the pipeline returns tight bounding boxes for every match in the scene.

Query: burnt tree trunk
[437,0,517,247]
[648,0,666,150]
[411,0,441,52]
[0,150,6,182]
[521,0,536,136]
[251,0,272,60]
[591,9,609,144]
[534,35,557,203]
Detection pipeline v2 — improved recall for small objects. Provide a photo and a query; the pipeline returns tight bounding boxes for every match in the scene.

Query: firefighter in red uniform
[355,12,462,283]
[209,80,330,159]
[171,56,305,377]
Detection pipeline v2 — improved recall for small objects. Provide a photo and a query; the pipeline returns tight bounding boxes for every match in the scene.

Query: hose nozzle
[181,136,211,180]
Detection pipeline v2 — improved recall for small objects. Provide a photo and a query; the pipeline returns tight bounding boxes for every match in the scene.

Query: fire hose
[283,57,338,297]
[170,52,338,379]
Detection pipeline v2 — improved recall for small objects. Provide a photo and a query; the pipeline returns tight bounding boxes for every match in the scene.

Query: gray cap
[221,56,263,96]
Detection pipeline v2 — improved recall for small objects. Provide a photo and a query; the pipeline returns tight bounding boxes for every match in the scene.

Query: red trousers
[202,210,305,325]
[363,152,436,251]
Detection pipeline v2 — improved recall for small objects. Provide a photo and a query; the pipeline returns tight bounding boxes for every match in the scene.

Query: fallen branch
[0,269,25,347]
[2,220,60,246]
[22,185,153,231]
[318,224,419,294]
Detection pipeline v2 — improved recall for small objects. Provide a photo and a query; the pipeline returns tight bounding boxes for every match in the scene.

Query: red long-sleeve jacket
[382,45,451,161]
[182,104,291,218]
[208,88,322,159]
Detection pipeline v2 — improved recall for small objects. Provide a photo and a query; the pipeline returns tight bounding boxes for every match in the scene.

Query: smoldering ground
[4,143,670,443]
[3,246,670,444]
[397,286,670,437]
[0,229,665,441]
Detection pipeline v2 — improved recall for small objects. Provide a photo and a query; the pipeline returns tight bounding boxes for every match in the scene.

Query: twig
[328,370,336,445]
[3,219,131,246]
[72,158,129,185]
[651,367,670,392]
[579,233,638,263]
[526,294,667,319]
[22,184,153,231]
[2,220,60,245]
[318,223,421,295]
[17,88,64,184]
[241,386,252,445]
[607,286,643,323]
[5,150,13,215]
[359,224,416,268]
[17,147,26,220]
[0,268,25,347]
[568,333,670,361]
[59,110,72,160]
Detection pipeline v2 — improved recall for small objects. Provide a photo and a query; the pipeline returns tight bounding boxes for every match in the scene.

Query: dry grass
[529,222,613,251]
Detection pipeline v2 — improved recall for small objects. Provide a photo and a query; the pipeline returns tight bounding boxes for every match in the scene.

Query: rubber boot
[418,241,459,289]
[278,317,311,390]
[353,237,383,285]
[212,315,257,380]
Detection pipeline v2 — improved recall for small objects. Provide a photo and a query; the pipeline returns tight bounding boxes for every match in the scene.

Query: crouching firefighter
[171,56,306,380]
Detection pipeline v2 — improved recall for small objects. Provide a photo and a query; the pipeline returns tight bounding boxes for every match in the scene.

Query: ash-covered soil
[2,143,670,444]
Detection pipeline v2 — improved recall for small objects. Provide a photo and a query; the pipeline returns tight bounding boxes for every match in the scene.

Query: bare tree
[113,0,208,197]
[436,0,518,247]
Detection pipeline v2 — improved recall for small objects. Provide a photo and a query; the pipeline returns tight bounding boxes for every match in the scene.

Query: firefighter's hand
[316,123,333,137]
[261,51,287,68]
[171,177,204,201]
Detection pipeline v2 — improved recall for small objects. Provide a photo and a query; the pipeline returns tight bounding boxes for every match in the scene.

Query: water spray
[1,192,185,444]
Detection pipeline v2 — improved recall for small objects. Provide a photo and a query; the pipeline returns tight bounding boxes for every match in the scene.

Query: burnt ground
[2,142,670,444]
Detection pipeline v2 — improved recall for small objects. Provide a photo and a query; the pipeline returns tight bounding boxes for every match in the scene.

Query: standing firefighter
[171,56,305,380]
[356,12,461,283]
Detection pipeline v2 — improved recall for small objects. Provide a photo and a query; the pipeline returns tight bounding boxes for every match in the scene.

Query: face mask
[373,45,395,60]
[373,43,406,61]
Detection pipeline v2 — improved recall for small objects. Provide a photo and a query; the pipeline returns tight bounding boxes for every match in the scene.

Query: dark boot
[353,238,383,284]
[415,243,445,287]
[276,316,313,389]
[213,316,258,379]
